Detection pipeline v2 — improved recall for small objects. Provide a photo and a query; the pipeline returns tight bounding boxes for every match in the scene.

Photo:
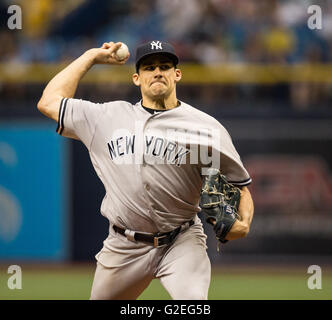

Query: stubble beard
[149,85,170,101]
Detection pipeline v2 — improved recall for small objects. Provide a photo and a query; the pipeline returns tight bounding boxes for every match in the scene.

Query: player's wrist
[83,49,99,66]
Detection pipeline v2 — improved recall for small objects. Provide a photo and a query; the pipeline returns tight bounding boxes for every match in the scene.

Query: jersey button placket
[143,183,155,214]
[141,121,155,212]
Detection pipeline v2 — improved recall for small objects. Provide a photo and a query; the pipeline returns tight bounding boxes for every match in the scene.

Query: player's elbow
[243,227,250,238]
[239,224,250,238]
[37,93,51,112]
[37,99,52,119]
[37,95,61,121]
[37,99,46,113]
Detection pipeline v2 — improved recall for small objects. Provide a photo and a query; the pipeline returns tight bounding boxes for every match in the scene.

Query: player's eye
[143,64,171,71]
[160,64,171,70]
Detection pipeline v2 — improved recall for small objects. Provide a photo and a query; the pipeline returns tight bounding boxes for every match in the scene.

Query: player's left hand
[200,168,246,244]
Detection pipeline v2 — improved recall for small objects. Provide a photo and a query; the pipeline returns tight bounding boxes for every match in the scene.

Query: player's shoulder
[102,100,134,109]
[180,101,224,127]
[67,98,133,109]
[94,100,136,114]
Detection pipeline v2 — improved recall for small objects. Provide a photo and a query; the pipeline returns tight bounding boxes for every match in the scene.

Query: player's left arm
[225,186,254,240]
[204,121,254,241]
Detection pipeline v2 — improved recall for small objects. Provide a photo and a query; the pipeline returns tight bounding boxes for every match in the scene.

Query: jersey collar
[137,100,182,115]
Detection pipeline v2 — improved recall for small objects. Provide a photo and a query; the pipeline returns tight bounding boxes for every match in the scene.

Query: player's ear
[132,73,140,86]
[174,68,182,83]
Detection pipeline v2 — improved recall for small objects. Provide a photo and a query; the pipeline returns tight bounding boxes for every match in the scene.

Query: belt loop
[124,229,136,242]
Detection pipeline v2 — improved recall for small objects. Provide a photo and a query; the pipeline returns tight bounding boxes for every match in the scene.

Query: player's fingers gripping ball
[199,168,241,244]
[113,42,129,61]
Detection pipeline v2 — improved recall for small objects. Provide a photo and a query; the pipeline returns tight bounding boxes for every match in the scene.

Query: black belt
[113,219,194,248]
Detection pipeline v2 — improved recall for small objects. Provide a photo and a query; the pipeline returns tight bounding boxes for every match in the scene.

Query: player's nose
[153,71,164,82]
[153,66,163,75]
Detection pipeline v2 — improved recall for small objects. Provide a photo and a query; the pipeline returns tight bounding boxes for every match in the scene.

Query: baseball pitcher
[37,40,254,300]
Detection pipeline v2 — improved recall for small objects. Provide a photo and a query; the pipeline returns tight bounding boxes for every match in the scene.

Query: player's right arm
[37,42,129,122]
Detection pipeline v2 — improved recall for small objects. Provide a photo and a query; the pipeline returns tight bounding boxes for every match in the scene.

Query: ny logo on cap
[151,41,162,50]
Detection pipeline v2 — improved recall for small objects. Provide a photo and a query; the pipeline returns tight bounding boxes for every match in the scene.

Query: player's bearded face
[133,56,181,99]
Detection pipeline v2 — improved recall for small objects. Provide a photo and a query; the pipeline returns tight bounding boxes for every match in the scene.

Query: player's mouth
[151,80,166,86]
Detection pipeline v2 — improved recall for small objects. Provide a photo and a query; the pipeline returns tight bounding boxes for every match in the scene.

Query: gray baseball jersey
[56,98,251,299]
[57,98,250,230]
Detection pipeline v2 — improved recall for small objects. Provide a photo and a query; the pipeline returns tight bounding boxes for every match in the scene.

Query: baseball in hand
[114,43,129,61]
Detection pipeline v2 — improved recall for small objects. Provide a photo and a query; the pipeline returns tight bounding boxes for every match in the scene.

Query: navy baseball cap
[135,40,179,72]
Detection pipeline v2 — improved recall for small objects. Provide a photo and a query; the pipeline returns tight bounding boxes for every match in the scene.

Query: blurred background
[0,0,332,299]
